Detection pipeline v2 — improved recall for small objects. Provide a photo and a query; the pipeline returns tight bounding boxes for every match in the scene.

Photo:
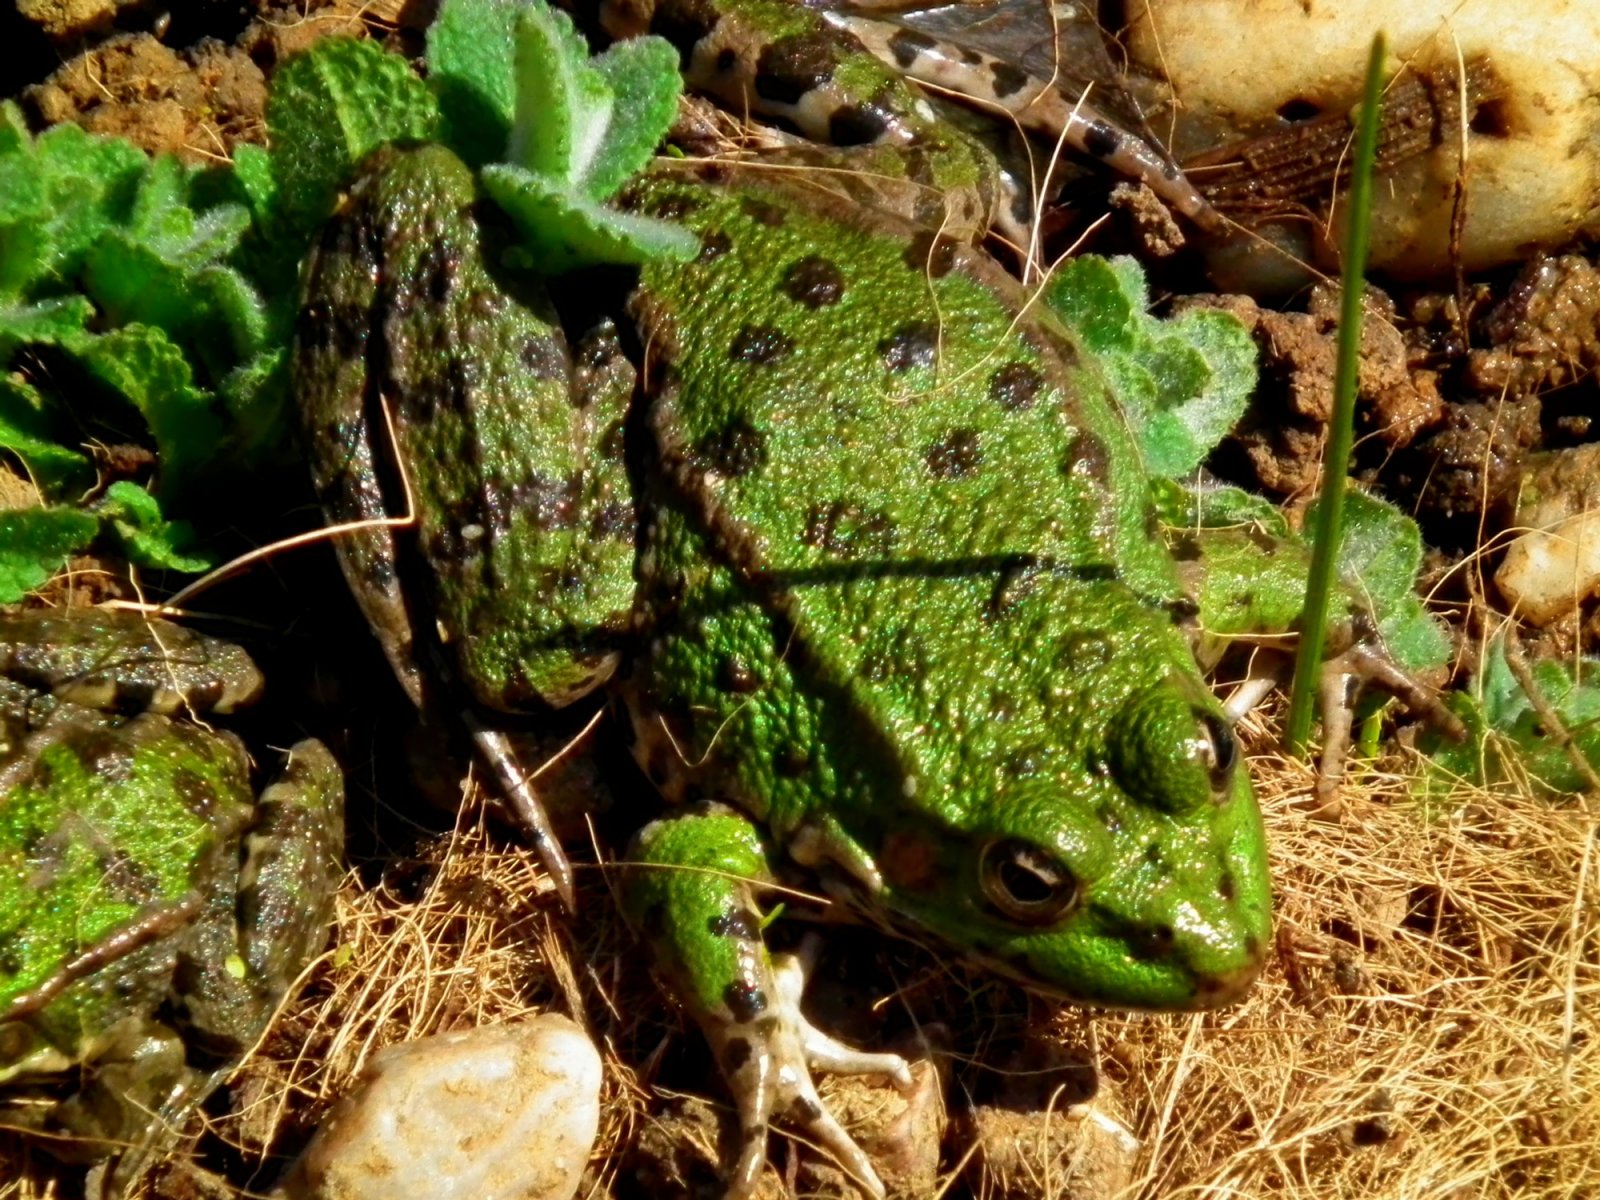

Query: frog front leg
[296,143,640,907]
[626,806,913,1200]
[1162,510,1463,806]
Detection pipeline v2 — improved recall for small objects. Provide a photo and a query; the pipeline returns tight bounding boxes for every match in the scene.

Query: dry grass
[1096,746,1598,1200]
[1,718,1595,1199]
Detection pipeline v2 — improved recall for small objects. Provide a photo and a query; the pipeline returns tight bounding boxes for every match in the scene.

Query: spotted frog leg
[832,7,1225,233]
[626,807,914,1200]
[591,0,1220,242]
[1162,511,1465,813]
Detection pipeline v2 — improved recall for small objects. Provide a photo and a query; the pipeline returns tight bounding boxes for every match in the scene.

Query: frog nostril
[1131,923,1177,961]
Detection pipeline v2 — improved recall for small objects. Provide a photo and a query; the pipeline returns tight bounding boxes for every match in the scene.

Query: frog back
[623,163,1268,1010]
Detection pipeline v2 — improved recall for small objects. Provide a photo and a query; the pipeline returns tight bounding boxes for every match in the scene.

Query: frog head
[866,593,1272,1013]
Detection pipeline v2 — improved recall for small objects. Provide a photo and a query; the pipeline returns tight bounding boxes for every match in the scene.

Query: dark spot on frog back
[693,417,768,477]
[1062,429,1110,483]
[521,333,567,380]
[925,428,982,479]
[740,197,787,227]
[1055,632,1112,670]
[728,324,794,365]
[296,300,369,360]
[886,28,938,69]
[722,1036,753,1072]
[646,0,721,65]
[643,191,703,221]
[774,747,811,778]
[755,31,841,105]
[724,980,769,1023]
[830,103,891,146]
[719,656,762,694]
[783,256,846,307]
[698,229,733,262]
[904,231,959,278]
[990,61,1030,99]
[1083,120,1123,160]
[879,321,940,372]
[990,361,1044,411]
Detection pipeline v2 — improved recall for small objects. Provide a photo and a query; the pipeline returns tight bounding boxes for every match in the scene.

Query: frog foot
[1225,645,1466,817]
[718,936,914,1200]
[468,721,577,909]
[1308,645,1465,817]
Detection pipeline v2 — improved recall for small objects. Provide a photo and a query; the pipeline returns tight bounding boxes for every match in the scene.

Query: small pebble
[277,1015,602,1200]
[1496,444,1600,626]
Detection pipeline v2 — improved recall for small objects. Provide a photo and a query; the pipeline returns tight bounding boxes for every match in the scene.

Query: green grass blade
[1284,32,1387,754]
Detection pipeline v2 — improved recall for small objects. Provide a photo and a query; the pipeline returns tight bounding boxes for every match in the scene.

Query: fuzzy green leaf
[266,37,440,250]
[1418,639,1600,800]
[428,0,526,166]
[481,163,697,273]
[0,505,98,603]
[1318,488,1451,671]
[584,36,684,200]
[505,1,615,184]
[0,295,93,360]
[1047,256,1255,477]
[0,111,146,299]
[94,480,212,572]
[64,324,224,497]
[0,376,93,498]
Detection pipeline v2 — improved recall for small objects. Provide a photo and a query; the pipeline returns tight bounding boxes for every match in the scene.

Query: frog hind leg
[833,12,1225,234]
[626,806,912,1200]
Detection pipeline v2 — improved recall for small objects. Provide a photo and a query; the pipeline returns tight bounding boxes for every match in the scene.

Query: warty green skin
[0,610,344,1194]
[296,142,1271,1198]
[622,162,1269,1008]
[293,6,1268,1195]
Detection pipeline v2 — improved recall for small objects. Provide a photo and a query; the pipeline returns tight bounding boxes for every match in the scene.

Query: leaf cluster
[0,0,690,602]
[0,105,277,599]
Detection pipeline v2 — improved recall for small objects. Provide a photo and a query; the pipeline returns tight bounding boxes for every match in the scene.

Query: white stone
[1496,444,1600,627]
[1126,0,1600,278]
[277,1015,602,1200]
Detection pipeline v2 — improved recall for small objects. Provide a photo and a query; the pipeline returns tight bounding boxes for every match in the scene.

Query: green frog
[0,609,344,1196]
[293,4,1271,1196]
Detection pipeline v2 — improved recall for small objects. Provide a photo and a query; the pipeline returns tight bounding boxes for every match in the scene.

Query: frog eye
[1196,710,1238,798]
[979,839,1079,924]
[1108,682,1240,814]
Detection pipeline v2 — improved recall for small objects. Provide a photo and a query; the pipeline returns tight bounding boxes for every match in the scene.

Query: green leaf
[505,1,615,184]
[266,37,440,250]
[0,295,93,360]
[94,480,212,572]
[1418,638,1600,801]
[481,163,697,274]
[2,116,145,296]
[427,0,525,166]
[0,375,93,498]
[1046,256,1255,477]
[584,36,685,200]
[0,505,98,603]
[1319,488,1451,671]
[1149,476,1289,538]
[64,324,224,497]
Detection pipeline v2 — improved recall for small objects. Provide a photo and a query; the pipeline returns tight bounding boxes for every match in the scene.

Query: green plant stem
[1284,32,1387,754]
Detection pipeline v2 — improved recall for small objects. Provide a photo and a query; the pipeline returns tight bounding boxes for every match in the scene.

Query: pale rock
[1496,444,1600,626]
[1126,0,1600,279]
[277,1015,602,1200]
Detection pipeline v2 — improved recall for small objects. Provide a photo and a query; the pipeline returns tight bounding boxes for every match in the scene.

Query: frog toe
[1310,644,1466,815]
